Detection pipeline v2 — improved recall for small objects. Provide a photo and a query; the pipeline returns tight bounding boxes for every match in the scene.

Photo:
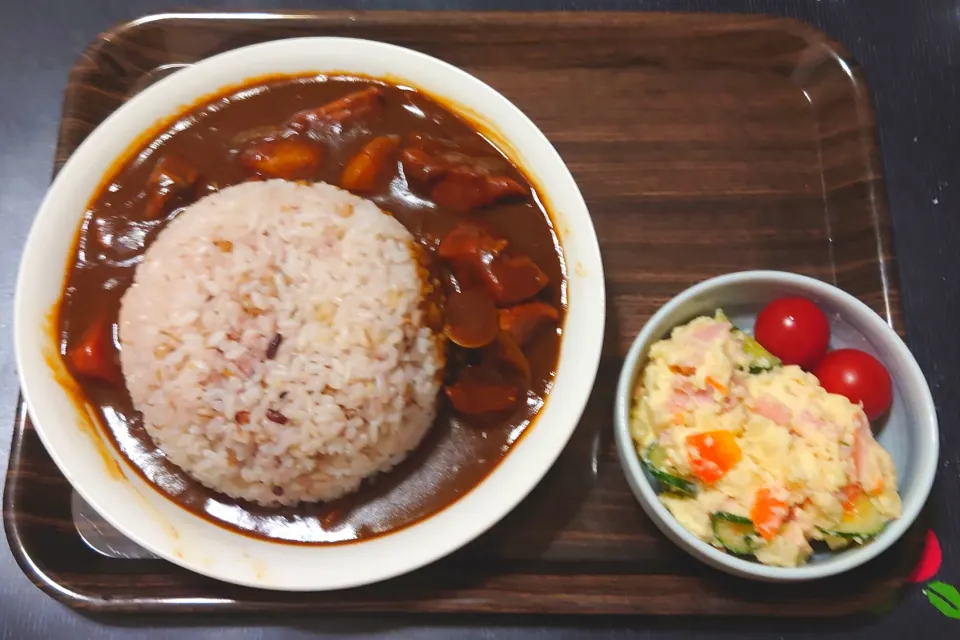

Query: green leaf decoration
[924,581,960,620]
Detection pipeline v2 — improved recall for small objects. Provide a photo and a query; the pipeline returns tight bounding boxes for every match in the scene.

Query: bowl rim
[14,37,606,591]
[613,270,938,581]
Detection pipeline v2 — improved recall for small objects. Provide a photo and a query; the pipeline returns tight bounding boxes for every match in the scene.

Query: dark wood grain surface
[1,1,958,639]
[0,8,922,616]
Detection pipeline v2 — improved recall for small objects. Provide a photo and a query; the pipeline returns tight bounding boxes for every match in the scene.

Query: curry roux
[57,75,566,544]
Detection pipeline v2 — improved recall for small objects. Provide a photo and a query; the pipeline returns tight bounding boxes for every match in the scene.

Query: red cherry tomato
[754,296,830,369]
[814,349,892,420]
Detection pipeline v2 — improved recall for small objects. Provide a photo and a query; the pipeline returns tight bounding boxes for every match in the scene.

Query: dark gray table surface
[2,0,959,638]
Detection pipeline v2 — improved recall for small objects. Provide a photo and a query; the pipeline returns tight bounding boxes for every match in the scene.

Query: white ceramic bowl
[14,38,605,591]
[613,271,938,581]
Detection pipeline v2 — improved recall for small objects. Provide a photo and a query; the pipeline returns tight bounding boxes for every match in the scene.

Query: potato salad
[630,311,901,567]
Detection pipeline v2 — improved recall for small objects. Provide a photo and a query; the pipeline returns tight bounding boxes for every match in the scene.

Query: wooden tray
[3,11,924,615]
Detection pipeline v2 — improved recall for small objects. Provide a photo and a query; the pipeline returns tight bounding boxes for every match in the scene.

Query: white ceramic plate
[14,38,605,591]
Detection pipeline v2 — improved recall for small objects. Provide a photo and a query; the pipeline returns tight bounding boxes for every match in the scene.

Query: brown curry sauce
[57,75,565,544]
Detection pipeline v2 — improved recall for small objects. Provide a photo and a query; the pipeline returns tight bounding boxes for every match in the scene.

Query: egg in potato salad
[630,311,901,567]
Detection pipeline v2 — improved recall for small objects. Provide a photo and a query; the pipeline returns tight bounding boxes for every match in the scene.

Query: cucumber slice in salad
[643,444,697,497]
[714,309,781,374]
[823,535,853,551]
[740,333,781,373]
[818,493,888,541]
[711,512,761,555]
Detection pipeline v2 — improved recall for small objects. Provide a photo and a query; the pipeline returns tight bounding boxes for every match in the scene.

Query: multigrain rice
[118,180,444,506]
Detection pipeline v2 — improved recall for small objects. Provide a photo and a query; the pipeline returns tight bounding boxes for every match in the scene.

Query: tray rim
[6,9,911,615]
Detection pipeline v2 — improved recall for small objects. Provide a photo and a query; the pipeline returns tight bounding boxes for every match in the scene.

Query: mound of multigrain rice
[118,180,444,506]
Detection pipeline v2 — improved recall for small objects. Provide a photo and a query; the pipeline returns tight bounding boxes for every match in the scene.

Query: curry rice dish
[57,75,566,543]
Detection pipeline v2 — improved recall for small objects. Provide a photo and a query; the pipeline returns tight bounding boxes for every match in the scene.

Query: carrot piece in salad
[685,430,741,484]
[840,483,864,514]
[751,488,788,541]
[705,376,728,396]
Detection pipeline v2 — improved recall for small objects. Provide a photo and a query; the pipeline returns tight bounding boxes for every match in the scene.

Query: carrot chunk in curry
[341,135,401,193]
[66,315,119,384]
[240,138,324,180]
